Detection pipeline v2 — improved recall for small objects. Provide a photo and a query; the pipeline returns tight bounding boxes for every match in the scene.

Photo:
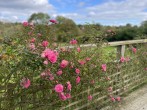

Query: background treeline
[0,12,147,43]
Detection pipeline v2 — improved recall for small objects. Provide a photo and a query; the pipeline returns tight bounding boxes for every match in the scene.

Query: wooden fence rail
[64,39,147,57]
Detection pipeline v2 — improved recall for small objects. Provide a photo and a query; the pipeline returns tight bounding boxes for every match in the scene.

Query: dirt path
[118,84,147,110]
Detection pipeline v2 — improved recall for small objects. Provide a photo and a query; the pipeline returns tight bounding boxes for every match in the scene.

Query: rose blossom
[30,38,35,43]
[67,81,72,91]
[132,47,137,54]
[23,21,28,27]
[88,95,93,100]
[120,57,125,63]
[101,64,106,72]
[116,96,121,101]
[49,19,57,24]
[60,60,69,68]
[65,93,71,99]
[20,78,30,88]
[77,47,81,52]
[43,60,48,65]
[59,92,67,100]
[70,39,77,45]
[111,97,115,102]
[41,49,58,63]
[54,84,64,93]
[76,76,81,84]
[86,57,91,61]
[42,41,49,47]
[57,70,63,75]
[78,60,86,65]
[75,68,80,74]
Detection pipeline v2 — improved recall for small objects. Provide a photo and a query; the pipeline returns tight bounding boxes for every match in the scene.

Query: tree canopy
[28,12,50,24]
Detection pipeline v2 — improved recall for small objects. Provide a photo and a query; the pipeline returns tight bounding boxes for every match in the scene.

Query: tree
[28,12,50,24]
[55,16,80,42]
[140,20,147,35]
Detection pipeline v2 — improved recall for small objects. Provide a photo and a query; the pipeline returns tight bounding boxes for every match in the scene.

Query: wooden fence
[59,39,147,110]
[1,39,147,110]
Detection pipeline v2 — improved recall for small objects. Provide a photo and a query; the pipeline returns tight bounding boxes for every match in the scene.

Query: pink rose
[49,74,54,80]
[76,76,81,84]
[111,97,115,102]
[120,57,125,63]
[20,78,30,88]
[43,60,48,65]
[41,49,58,63]
[101,64,106,72]
[67,81,72,91]
[60,60,69,68]
[116,96,121,101]
[77,47,81,52]
[30,38,35,43]
[65,93,71,99]
[23,21,28,27]
[57,70,63,75]
[86,57,91,61]
[54,84,64,93]
[42,41,49,47]
[88,95,93,101]
[75,68,80,74]
[49,19,57,24]
[78,60,86,65]
[47,53,57,63]
[132,47,137,54]
[59,92,67,100]
[70,39,77,45]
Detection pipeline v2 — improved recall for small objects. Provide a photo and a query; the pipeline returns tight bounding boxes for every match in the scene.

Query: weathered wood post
[116,45,125,59]
[115,45,126,95]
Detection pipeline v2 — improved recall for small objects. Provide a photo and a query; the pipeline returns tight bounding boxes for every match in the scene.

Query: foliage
[28,12,50,24]
[1,21,109,109]
[55,16,81,42]
[0,19,147,110]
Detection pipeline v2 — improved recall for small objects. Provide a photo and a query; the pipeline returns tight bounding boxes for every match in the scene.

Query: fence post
[117,45,125,59]
[116,45,126,95]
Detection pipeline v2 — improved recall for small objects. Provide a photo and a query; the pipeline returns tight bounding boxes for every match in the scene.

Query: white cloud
[68,0,147,25]
[0,0,55,22]
[88,11,96,16]
[12,16,18,20]
[1,0,147,25]
[58,13,80,19]
[85,0,147,20]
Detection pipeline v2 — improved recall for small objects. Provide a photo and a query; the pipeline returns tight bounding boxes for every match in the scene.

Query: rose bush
[0,20,146,109]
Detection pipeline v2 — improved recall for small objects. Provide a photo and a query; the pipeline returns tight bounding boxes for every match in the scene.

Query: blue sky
[0,0,147,25]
